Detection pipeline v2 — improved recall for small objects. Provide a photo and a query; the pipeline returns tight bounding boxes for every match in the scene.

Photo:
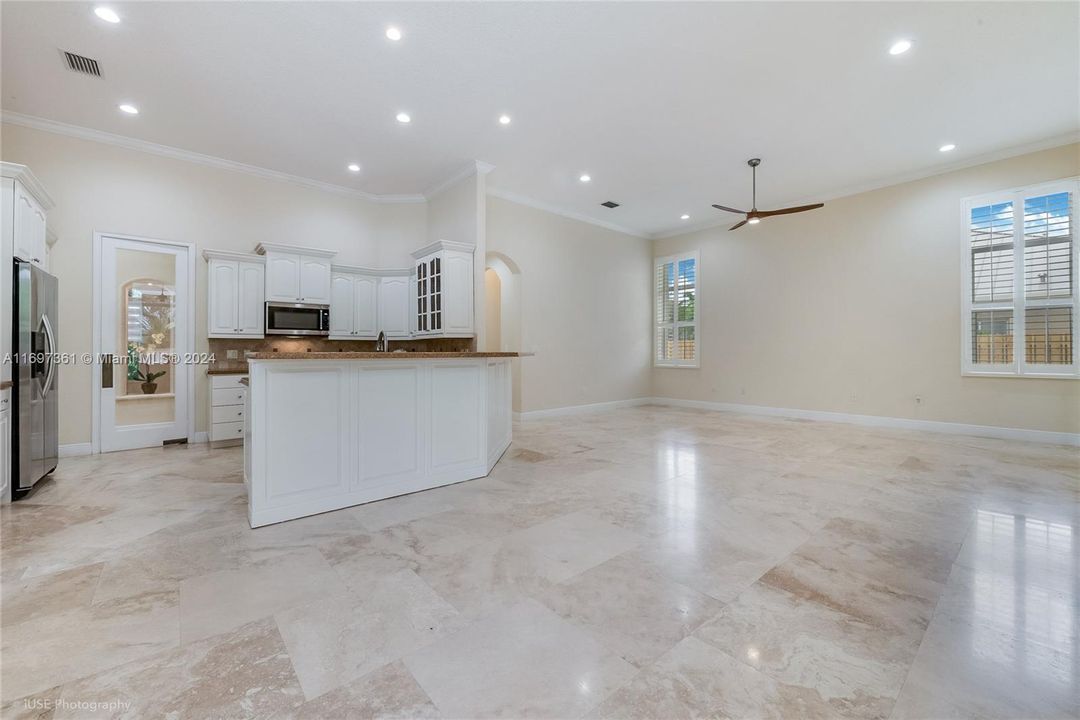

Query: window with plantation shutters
[962,179,1078,378]
[655,252,699,367]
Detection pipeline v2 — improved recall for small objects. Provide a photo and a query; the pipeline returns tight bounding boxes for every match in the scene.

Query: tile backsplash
[207,336,474,370]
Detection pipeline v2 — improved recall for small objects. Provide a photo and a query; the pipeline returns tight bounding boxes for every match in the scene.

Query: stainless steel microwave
[265,302,330,336]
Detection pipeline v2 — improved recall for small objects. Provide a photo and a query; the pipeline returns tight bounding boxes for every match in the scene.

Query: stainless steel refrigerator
[11,260,58,498]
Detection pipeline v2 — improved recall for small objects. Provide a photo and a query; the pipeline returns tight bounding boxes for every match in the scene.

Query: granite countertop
[247,351,529,360]
[206,365,250,375]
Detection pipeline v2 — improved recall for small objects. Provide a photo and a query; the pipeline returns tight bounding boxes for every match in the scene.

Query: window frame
[960,177,1080,379]
[654,250,700,369]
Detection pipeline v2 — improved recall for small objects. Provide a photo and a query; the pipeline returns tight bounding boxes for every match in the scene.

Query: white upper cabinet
[329,267,395,339]
[1,164,54,384]
[411,241,474,338]
[256,243,336,304]
[265,253,300,302]
[378,272,411,338]
[354,275,379,337]
[204,250,265,338]
[299,255,332,303]
[329,272,355,337]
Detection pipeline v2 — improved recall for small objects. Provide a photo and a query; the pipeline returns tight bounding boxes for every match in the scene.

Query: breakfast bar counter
[243,352,523,527]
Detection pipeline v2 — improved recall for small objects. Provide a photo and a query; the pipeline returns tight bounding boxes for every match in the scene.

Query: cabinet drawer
[212,405,245,424]
[212,388,246,407]
[211,374,248,390]
[210,421,245,441]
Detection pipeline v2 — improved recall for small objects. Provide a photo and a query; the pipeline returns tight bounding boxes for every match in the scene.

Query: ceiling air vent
[62,50,102,77]
[600,201,620,209]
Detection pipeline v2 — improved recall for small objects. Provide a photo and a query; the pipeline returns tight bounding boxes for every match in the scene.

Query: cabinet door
[0,393,8,503]
[237,262,265,335]
[299,255,331,304]
[329,273,355,337]
[353,275,379,338]
[414,259,431,334]
[266,254,301,302]
[442,252,474,335]
[14,181,47,267]
[208,260,240,335]
[378,276,410,338]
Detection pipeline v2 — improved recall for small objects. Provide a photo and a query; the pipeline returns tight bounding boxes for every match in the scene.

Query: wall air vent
[62,50,102,77]
[600,201,620,208]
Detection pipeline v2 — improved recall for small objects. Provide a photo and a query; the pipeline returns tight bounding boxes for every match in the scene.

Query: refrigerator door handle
[40,313,57,397]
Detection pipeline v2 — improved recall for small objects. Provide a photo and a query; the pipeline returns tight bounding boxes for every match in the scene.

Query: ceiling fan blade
[712,204,747,215]
[756,203,825,218]
[728,219,748,231]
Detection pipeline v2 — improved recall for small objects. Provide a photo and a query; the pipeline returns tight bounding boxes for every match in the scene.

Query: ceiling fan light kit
[712,158,825,230]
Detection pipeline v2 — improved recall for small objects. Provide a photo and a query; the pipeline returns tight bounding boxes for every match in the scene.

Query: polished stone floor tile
[1,406,1075,718]
[284,660,441,720]
[587,635,835,719]
[178,546,346,643]
[404,599,638,718]
[1,592,180,702]
[52,618,303,719]
[537,552,725,668]
[694,582,911,719]
[274,569,464,701]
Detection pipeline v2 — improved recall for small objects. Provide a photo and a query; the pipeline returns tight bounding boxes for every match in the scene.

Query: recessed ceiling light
[118,103,139,115]
[396,112,411,124]
[747,217,761,225]
[680,214,690,220]
[385,26,402,41]
[579,174,591,183]
[498,114,511,125]
[888,39,913,55]
[939,143,956,153]
[347,163,361,172]
[94,6,120,23]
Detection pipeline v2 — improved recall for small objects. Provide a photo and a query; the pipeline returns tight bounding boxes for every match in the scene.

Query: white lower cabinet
[0,388,10,504]
[246,357,513,527]
[209,374,247,445]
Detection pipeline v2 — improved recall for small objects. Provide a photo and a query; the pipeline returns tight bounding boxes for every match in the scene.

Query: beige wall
[486,195,653,412]
[653,144,1080,434]
[1,122,427,444]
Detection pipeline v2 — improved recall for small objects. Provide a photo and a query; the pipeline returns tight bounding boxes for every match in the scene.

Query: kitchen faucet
[376,331,387,352]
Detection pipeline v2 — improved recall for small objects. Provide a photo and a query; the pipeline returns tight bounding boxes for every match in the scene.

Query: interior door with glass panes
[98,235,191,451]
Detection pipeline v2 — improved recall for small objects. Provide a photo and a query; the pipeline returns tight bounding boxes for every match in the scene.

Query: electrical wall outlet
[226,349,239,360]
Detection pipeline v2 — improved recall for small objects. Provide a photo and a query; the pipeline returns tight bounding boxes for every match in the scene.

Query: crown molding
[485,186,647,239]
[423,160,496,200]
[650,131,1080,240]
[1,111,427,204]
[0,160,56,210]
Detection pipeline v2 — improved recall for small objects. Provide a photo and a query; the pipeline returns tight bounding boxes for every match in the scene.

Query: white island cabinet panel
[259,366,351,508]
[429,363,484,474]
[245,355,517,528]
[356,365,422,486]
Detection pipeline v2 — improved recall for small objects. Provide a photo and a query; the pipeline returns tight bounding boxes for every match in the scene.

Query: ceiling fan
[712,158,824,230]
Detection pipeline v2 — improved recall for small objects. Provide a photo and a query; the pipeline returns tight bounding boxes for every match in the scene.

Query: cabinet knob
[237,411,242,416]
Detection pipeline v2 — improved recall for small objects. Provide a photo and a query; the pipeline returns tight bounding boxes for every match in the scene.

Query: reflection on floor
[1,405,1076,719]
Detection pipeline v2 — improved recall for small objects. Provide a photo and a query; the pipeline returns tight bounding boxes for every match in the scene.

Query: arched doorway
[485,252,522,413]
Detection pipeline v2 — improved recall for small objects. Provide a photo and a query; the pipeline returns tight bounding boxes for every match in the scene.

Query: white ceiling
[2,1,1077,237]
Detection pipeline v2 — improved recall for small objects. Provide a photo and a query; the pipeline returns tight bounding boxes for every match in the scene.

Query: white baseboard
[58,443,93,457]
[647,397,1080,447]
[192,431,209,444]
[514,397,653,421]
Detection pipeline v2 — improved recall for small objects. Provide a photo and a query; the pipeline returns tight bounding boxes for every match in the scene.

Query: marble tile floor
[0,405,1077,719]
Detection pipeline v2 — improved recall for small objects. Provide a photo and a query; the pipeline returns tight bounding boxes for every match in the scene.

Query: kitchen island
[243,352,523,527]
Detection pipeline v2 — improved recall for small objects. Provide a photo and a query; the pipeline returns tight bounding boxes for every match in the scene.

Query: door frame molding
[91,231,197,454]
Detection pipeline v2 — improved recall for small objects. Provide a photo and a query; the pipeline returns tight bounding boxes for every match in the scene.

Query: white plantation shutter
[655,252,699,367]
[962,179,1078,377]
